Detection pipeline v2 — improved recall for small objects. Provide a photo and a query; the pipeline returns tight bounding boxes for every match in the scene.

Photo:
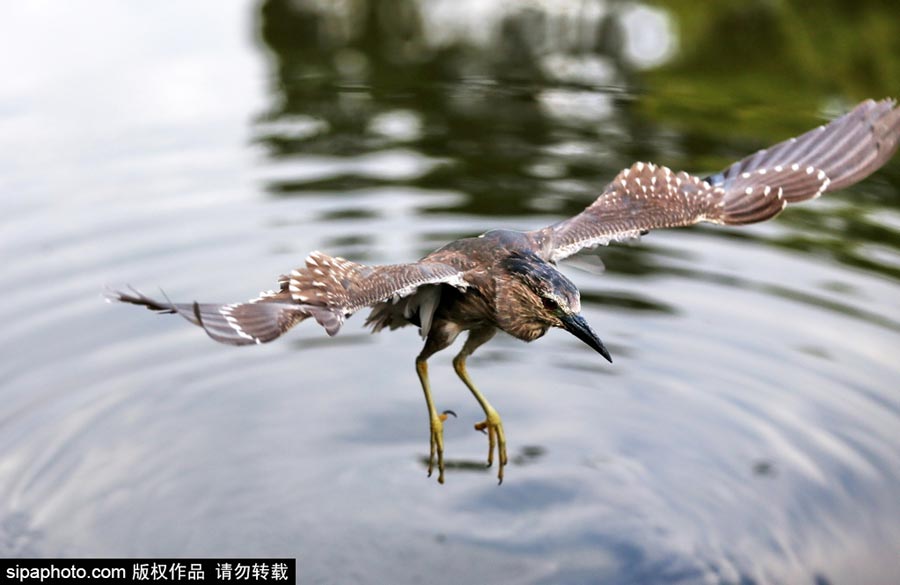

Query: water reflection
[255,0,900,284]
[255,0,642,215]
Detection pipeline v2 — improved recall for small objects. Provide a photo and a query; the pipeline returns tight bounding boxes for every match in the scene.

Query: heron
[111,99,900,484]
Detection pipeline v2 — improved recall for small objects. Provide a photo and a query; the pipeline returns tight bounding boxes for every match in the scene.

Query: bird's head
[497,251,612,362]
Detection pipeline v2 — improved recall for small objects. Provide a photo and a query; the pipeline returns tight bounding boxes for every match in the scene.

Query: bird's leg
[414,324,461,484]
[415,357,448,484]
[454,356,507,483]
[452,328,507,484]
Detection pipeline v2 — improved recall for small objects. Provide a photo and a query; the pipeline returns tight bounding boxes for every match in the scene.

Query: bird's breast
[435,284,496,331]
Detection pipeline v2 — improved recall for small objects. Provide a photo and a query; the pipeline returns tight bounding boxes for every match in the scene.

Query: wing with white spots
[283,251,469,336]
[533,99,900,263]
[109,286,308,346]
[709,99,900,196]
[110,253,470,345]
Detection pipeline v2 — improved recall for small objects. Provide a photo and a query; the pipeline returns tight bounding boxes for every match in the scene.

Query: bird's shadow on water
[417,444,547,476]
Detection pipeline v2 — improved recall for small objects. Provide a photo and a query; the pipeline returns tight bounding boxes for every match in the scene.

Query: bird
[110,98,900,484]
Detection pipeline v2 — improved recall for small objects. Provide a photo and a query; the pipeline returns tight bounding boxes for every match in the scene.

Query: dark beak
[561,313,612,363]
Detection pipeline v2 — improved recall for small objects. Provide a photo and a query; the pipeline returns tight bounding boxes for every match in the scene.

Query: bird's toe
[474,409,506,483]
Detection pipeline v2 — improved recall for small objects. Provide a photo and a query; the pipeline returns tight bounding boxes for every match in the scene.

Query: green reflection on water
[253,0,900,283]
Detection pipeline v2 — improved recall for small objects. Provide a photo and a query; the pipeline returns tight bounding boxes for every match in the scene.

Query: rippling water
[2,1,899,583]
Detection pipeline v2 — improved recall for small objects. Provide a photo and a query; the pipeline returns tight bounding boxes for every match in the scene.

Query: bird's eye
[542,297,559,311]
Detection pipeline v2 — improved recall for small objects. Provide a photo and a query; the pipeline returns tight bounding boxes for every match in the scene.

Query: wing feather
[533,99,900,262]
[284,251,469,333]
[108,286,306,346]
[110,254,470,345]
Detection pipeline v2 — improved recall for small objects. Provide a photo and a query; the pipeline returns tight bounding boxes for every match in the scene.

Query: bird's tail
[708,98,900,224]
[107,286,311,346]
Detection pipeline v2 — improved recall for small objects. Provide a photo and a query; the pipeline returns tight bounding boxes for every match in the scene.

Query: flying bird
[111,99,900,484]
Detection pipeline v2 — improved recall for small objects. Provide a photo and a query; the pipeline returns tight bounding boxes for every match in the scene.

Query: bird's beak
[561,313,612,363]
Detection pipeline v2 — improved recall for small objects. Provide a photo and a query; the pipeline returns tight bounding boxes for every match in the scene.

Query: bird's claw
[427,415,445,484]
[474,409,507,484]
[428,411,455,483]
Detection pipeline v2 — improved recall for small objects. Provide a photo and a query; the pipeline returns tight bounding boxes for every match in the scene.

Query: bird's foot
[428,410,456,484]
[474,408,507,484]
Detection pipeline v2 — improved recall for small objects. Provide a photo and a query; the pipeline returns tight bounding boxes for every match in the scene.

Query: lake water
[1,1,899,583]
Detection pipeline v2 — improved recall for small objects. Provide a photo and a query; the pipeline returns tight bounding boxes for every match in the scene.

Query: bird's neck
[493,282,551,342]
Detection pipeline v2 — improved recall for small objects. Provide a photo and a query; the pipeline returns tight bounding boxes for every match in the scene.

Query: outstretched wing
[532,99,900,263]
[109,252,469,346]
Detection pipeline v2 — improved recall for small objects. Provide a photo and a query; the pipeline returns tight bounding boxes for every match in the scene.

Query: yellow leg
[416,357,447,484]
[453,353,507,484]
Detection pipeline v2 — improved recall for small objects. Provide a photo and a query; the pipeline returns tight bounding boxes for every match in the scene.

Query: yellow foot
[474,409,507,484]
[428,410,456,484]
